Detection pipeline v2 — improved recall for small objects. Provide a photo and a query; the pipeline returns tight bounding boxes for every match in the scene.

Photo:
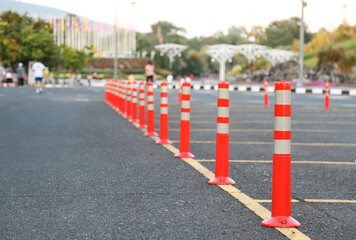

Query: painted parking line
[165,128,356,133]
[132,122,310,240]
[196,159,356,165]
[172,140,356,147]
[256,199,356,204]
[169,120,356,125]
[304,199,356,203]
[168,113,356,118]
[256,199,301,203]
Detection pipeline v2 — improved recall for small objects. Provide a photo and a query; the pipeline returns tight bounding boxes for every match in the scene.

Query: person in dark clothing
[16,63,25,86]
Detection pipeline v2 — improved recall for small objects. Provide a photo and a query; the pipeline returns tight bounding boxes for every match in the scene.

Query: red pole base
[144,132,158,137]
[325,95,330,110]
[156,139,172,145]
[174,152,195,158]
[208,177,236,185]
[264,94,269,108]
[129,119,139,123]
[262,216,301,228]
[136,124,147,129]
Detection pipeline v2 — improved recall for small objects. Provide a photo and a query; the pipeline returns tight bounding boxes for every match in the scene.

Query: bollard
[174,82,194,158]
[118,81,123,114]
[156,82,172,144]
[144,82,158,136]
[125,82,132,120]
[120,81,125,115]
[114,80,119,112]
[209,81,235,185]
[325,80,330,110]
[130,81,139,123]
[262,81,301,228]
[137,81,147,129]
[264,79,269,107]
[122,81,128,118]
[105,80,109,103]
[178,79,182,104]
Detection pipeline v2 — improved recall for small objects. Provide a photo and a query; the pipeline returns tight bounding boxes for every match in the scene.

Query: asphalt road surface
[0,86,355,239]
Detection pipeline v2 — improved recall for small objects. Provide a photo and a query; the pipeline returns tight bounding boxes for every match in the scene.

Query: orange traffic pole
[156,82,172,144]
[174,82,194,158]
[130,81,139,123]
[325,80,330,110]
[209,81,235,185]
[262,81,301,228]
[122,81,127,118]
[137,81,147,129]
[125,82,132,120]
[264,79,269,108]
[144,82,158,137]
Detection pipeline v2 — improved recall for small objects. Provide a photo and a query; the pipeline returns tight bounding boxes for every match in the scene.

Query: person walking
[145,60,154,83]
[32,59,46,94]
[5,66,13,84]
[16,63,25,86]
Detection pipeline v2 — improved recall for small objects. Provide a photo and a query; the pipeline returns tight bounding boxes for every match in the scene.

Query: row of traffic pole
[263,79,330,110]
[105,79,301,228]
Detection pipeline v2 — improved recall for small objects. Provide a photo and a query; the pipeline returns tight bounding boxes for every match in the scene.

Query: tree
[304,28,331,53]
[248,25,266,44]
[151,21,186,43]
[0,21,19,64]
[185,52,204,76]
[333,24,356,43]
[263,17,312,47]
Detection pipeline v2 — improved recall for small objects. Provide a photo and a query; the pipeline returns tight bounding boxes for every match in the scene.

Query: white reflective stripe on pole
[181,100,190,109]
[275,90,291,105]
[217,123,229,134]
[219,88,229,99]
[218,107,229,118]
[274,140,291,154]
[181,112,190,120]
[274,117,291,131]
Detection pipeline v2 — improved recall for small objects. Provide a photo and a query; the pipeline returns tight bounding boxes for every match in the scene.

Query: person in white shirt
[32,59,46,94]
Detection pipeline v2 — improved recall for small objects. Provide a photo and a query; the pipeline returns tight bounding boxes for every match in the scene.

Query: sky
[18,0,356,37]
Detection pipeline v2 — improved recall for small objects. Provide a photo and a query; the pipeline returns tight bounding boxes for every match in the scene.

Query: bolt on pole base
[262,216,301,228]
[208,177,236,185]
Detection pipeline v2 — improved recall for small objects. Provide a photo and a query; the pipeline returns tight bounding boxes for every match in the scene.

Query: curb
[166,84,356,96]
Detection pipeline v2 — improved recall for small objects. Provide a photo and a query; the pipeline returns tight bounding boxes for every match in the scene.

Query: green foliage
[263,17,312,47]
[185,52,204,76]
[226,65,243,77]
[151,21,186,43]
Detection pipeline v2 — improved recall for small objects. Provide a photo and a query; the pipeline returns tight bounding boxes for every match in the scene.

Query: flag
[61,17,65,31]
[75,17,78,31]
[84,19,89,32]
[66,17,70,31]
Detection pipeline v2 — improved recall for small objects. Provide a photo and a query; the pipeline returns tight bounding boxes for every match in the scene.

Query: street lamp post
[114,0,118,80]
[298,0,307,87]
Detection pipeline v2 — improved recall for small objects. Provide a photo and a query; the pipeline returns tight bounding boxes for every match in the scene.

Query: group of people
[0,62,26,86]
[145,60,194,84]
